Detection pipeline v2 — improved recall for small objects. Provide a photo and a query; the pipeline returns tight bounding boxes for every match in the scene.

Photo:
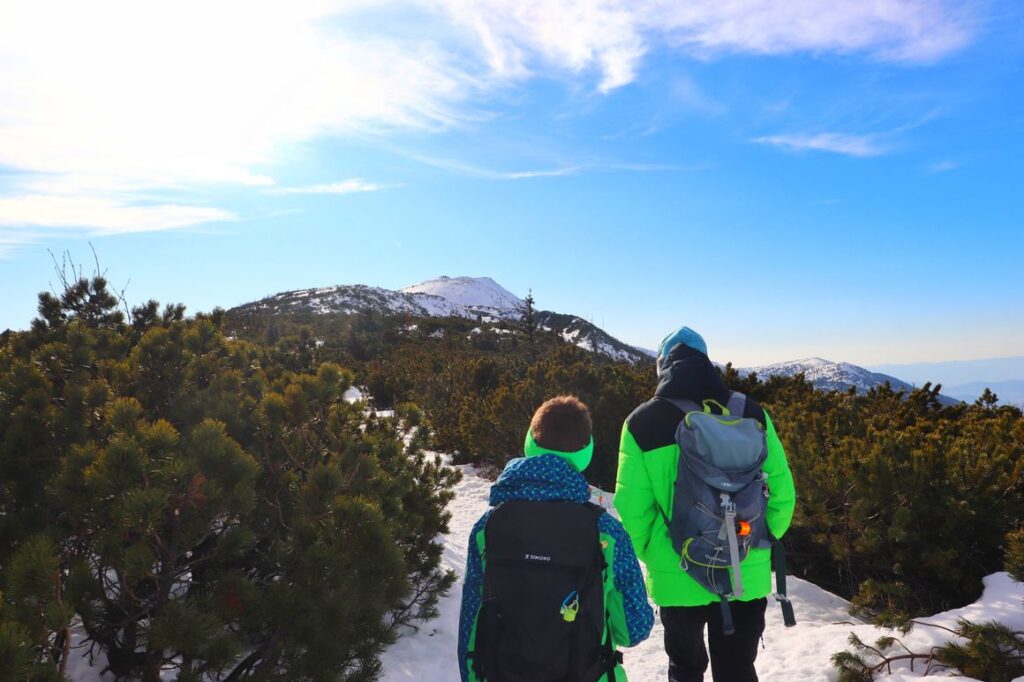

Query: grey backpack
[663,393,780,634]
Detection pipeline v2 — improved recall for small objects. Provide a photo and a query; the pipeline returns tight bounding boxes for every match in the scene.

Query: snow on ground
[381,463,1024,682]
[379,464,493,681]
[65,623,114,682]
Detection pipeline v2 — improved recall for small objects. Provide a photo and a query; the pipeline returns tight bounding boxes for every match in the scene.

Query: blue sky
[1,0,1022,366]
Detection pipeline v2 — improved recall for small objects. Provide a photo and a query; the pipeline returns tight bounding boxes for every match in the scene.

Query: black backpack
[470,500,621,682]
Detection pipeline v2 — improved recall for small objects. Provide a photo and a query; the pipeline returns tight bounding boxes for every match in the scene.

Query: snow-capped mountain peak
[399,276,524,315]
[739,357,936,397]
[229,275,654,363]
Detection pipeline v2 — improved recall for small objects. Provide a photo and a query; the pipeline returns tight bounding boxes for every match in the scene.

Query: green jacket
[613,345,796,607]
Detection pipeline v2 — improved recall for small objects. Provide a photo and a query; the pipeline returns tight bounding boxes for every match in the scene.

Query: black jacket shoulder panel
[625,398,684,452]
[740,394,768,429]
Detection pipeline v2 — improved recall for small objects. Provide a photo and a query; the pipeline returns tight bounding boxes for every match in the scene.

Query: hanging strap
[602,615,622,682]
[720,493,744,599]
[772,541,797,627]
[718,598,736,636]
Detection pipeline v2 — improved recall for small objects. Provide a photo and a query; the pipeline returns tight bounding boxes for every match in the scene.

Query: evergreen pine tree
[1007,527,1024,582]
[0,275,459,680]
[521,290,537,363]
[976,386,1000,408]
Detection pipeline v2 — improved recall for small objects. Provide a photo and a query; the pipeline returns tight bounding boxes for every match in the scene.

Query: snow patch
[400,276,524,317]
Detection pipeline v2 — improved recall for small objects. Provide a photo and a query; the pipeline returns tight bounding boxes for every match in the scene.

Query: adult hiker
[614,327,796,682]
[458,395,654,682]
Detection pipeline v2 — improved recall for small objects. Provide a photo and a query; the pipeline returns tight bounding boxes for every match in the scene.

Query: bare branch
[89,241,105,279]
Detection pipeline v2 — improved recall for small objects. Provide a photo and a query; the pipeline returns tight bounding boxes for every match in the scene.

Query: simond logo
[524,553,551,562]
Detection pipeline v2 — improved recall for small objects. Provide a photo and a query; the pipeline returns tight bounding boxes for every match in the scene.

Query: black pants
[661,598,767,682]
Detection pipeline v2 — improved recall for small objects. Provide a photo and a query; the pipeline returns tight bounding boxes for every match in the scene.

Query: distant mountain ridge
[735,357,960,405]
[738,357,915,393]
[943,380,1024,407]
[229,276,961,401]
[229,275,653,363]
[232,278,520,321]
[868,357,1024,406]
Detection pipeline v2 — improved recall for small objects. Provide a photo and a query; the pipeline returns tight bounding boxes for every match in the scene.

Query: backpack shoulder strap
[656,396,702,414]
[725,391,747,418]
[583,502,623,682]
[585,500,606,520]
[584,502,608,563]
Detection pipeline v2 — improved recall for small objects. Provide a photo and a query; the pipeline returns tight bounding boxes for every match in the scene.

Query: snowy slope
[232,283,482,319]
[736,357,965,405]
[399,276,524,319]
[232,277,524,320]
[739,357,916,394]
[380,462,1024,682]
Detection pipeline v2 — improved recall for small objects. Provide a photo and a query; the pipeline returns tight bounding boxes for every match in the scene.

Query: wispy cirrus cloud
[268,179,400,195]
[752,132,888,157]
[0,0,977,242]
[0,195,236,235]
[435,0,976,92]
[406,155,582,179]
[0,232,37,260]
[406,154,701,179]
[501,168,582,179]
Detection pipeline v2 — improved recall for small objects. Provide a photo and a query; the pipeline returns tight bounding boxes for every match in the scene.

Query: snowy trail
[381,463,1024,682]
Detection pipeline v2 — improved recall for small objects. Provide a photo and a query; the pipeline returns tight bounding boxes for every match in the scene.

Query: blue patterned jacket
[457,455,654,681]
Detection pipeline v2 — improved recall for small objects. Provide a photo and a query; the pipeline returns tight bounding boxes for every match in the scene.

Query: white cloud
[0,195,235,235]
[406,155,582,179]
[502,167,582,179]
[432,0,975,93]
[0,0,975,239]
[268,179,399,195]
[656,1,973,61]
[0,0,472,238]
[0,233,36,260]
[408,154,705,178]
[752,132,887,157]
[0,2,471,191]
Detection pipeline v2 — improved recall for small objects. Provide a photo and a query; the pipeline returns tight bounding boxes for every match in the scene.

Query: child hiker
[458,395,653,682]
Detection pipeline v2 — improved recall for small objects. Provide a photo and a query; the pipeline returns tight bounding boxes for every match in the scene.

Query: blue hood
[489,454,591,506]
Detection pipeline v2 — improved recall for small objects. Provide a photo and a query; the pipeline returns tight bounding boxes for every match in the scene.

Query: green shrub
[0,276,458,680]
